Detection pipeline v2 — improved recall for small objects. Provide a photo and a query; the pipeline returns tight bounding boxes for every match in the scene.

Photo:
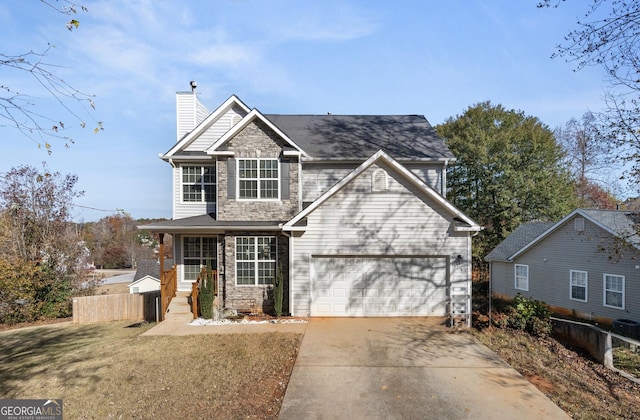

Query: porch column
[159,233,165,274]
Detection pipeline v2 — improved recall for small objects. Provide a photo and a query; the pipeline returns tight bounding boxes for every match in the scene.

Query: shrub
[506,293,551,337]
[199,269,215,319]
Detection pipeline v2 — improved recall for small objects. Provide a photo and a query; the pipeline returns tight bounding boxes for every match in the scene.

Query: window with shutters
[238,159,279,199]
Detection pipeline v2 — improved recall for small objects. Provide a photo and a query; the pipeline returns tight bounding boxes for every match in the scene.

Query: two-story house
[142,85,480,320]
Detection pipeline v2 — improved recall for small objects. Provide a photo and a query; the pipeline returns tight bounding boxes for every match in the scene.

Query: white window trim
[237,158,280,201]
[569,270,588,302]
[235,236,278,286]
[181,165,216,203]
[182,236,217,282]
[514,264,529,291]
[603,273,625,310]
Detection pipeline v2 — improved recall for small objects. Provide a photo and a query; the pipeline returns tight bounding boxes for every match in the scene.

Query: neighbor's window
[514,264,529,291]
[183,237,217,281]
[570,270,588,302]
[238,159,278,199]
[603,274,624,309]
[236,236,277,285]
[182,165,216,202]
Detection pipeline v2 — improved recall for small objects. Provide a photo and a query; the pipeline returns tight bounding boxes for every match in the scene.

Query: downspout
[442,159,449,197]
[281,228,294,317]
[169,159,176,219]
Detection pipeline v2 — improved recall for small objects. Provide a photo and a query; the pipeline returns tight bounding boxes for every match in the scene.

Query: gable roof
[162,93,454,161]
[486,209,640,262]
[206,108,305,156]
[265,114,453,161]
[484,221,554,262]
[128,275,160,288]
[162,94,251,158]
[283,149,480,232]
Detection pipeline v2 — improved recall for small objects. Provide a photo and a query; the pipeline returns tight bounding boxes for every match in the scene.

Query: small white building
[128,275,160,294]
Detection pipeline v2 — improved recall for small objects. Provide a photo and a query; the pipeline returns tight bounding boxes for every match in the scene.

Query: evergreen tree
[437,102,578,261]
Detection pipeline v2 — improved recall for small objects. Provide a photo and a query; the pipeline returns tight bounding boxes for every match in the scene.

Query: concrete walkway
[279,318,568,419]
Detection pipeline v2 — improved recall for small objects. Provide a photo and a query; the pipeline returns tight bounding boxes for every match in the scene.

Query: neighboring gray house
[142,88,480,320]
[486,209,640,325]
[128,259,173,294]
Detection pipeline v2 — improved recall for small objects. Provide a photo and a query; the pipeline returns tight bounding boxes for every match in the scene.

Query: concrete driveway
[279,318,568,419]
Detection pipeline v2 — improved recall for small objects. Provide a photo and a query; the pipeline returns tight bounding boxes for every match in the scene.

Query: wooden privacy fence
[73,290,161,324]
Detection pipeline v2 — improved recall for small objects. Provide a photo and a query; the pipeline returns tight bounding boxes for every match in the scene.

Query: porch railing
[160,265,177,320]
[191,268,218,319]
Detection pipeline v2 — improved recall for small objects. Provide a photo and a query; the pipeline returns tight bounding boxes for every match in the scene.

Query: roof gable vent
[575,217,585,232]
[372,169,388,192]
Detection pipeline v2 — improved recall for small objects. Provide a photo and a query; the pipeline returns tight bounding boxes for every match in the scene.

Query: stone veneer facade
[214,120,298,314]
[217,120,300,221]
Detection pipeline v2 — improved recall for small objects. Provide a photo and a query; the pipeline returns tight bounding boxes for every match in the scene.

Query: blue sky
[0,1,613,221]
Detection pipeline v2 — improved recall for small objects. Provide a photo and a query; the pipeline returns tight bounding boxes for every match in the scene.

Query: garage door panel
[311,257,448,317]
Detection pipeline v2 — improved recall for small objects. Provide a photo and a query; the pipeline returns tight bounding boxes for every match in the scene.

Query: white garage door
[311,257,448,317]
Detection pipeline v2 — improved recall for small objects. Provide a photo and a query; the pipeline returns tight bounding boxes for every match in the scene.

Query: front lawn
[0,321,302,418]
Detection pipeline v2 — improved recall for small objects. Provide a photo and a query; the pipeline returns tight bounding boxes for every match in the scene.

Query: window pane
[260,160,278,178]
[239,160,258,179]
[239,180,258,198]
[606,291,622,307]
[258,261,275,285]
[237,262,255,285]
[203,166,216,183]
[184,259,201,281]
[260,180,279,198]
[236,237,254,261]
[571,286,586,301]
[257,237,276,260]
[184,237,200,258]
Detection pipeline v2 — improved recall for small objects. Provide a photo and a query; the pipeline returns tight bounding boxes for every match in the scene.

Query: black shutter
[280,159,290,200]
[227,158,236,199]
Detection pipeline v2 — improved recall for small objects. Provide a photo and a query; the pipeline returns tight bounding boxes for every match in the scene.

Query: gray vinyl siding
[301,162,445,203]
[405,163,444,195]
[184,105,247,152]
[291,162,471,316]
[176,92,196,142]
[173,163,217,220]
[491,215,640,323]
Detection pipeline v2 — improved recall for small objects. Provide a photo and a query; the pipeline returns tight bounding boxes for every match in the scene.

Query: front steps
[164,291,192,322]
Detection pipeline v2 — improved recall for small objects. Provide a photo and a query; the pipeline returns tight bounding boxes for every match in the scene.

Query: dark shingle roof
[134,258,174,281]
[484,221,554,262]
[580,209,640,247]
[264,114,454,160]
[140,214,286,233]
[485,209,640,262]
